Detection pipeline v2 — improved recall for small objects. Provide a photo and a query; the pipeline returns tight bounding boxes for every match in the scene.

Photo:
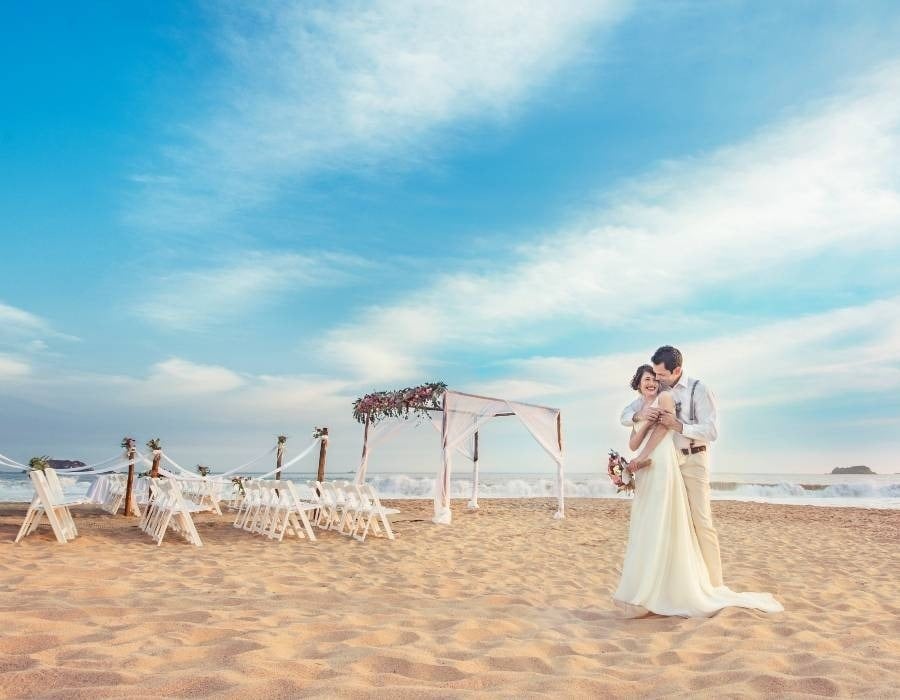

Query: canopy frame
[353,388,565,524]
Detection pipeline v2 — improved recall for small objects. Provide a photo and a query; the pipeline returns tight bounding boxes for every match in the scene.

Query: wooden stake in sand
[121,437,137,516]
[316,428,329,483]
[275,435,287,482]
[147,438,162,479]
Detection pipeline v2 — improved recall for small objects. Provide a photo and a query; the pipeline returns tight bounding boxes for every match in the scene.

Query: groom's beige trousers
[677,450,724,587]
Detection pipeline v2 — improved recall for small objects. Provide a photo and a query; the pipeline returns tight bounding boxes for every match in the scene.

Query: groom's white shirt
[619,374,718,450]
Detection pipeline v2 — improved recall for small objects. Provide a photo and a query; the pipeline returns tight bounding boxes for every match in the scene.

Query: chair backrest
[43,468,67,502]
[297,481,319,503]
[361,483,386,510]
[319,481,339,506]
[29,469,57,506]
[342,483,362,508]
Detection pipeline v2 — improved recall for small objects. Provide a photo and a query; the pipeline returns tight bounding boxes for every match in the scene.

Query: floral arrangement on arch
[353,382,447,424]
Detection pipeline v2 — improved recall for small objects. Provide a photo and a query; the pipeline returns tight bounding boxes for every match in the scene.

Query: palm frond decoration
[277,435,288,445]
[28,455,51,471]
[196,464,211,477]
[146,438,162,451]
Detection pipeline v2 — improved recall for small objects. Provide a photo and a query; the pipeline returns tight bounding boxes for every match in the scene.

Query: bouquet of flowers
[607,450,635,494]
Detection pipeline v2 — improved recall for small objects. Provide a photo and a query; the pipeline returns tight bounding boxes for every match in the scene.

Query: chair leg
[15,505,41,543]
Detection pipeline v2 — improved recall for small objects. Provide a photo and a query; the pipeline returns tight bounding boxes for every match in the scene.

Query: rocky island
[831,465,875,475]
[48,459,87,470]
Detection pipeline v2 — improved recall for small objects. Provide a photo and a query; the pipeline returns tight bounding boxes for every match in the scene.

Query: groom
[619,345,724,586]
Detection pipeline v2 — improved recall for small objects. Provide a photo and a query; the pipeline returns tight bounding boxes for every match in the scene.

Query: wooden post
[150,451,161,479]
[358,415,371,484]
[556,412,564,518]
[275,436,286,482]
[438,392,451,519]
[316,428,329,483]
[470,428,480,509]
[557,412,563,453]
[123,438,136,516]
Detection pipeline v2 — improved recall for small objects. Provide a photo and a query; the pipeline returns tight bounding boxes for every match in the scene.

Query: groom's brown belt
[680,445,707,455]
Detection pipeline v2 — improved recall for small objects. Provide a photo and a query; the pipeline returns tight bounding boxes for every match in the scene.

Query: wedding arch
[352,383,565,524]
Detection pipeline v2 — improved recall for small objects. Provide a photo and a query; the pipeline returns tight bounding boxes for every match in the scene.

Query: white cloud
[134,250,360,330]
[466,295,900,473]
[320,61,900,381]
[498,295,900,406]
[0,356,362,470]
[130,0,629,230]
[0,354,30,380]
[144,358,246,395]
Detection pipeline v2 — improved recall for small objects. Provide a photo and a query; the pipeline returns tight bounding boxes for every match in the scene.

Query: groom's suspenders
[689,380,699,423]
[688,380,700,448]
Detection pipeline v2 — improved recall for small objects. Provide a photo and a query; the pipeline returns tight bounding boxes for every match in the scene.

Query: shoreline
[1,499,898,697]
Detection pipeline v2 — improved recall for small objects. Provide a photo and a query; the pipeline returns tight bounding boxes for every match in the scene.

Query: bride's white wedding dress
[614,396,783,617]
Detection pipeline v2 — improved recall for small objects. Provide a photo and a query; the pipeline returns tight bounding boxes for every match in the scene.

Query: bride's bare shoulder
[657,390,675,410]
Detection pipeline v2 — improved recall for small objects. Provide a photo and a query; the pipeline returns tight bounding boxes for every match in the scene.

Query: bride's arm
[628,419,654,451]
[632,392,676,466]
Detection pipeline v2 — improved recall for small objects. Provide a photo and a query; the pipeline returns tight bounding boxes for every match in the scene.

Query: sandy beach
[0,498,897,698]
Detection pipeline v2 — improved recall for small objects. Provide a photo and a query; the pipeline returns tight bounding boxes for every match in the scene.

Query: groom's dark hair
[651,345,682,371]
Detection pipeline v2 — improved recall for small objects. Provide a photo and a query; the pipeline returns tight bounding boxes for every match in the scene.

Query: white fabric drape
[253,438,322,480]
[434,392,510,524]
[354,419,409,484]
[50,453,128,473]
[506,399,565,519]
[434,391,564,524]
[430,416,481,508]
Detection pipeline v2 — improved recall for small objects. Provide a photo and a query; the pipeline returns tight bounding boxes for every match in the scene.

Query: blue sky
[2,1,900,475]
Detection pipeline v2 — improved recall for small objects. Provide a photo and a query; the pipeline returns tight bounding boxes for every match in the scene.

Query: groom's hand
[635,407,661,422]
[658,411,683,432]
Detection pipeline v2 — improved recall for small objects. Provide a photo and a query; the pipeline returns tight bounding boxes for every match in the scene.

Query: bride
[613,364,783,617]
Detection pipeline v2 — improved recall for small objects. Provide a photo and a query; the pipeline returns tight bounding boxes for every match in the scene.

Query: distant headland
[831,466,875,475]
[48,459,86,470]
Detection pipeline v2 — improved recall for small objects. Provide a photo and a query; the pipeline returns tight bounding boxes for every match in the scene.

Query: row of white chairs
[139,478,204,546]
[89,472,121,513]
[232,480,318,542]
[313,480,400,542]
[15,468,90,544]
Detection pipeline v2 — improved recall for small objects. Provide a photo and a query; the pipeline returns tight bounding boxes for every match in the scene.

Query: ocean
[2,469,898,509]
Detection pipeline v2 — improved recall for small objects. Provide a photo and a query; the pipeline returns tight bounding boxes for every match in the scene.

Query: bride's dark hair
[630,364,655,391]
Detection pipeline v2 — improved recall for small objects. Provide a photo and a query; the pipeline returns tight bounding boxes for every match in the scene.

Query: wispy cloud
[0,301,79,347]
[0,302,47,334]
[129,0,630,231]
[134,250,361,330]
[320,61,900,382]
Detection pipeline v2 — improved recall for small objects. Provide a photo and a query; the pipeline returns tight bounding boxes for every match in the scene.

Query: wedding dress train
[613,405,783,617]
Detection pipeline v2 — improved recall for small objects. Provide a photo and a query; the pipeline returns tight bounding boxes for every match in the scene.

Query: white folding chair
[139,478,204,546]
[318,481,343,530]
[181,478,223,515]
[14,470,77,544]
[307,481,330,528]
[336,483,364,536]
[256,481,318,542]
[353,483,401,542]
